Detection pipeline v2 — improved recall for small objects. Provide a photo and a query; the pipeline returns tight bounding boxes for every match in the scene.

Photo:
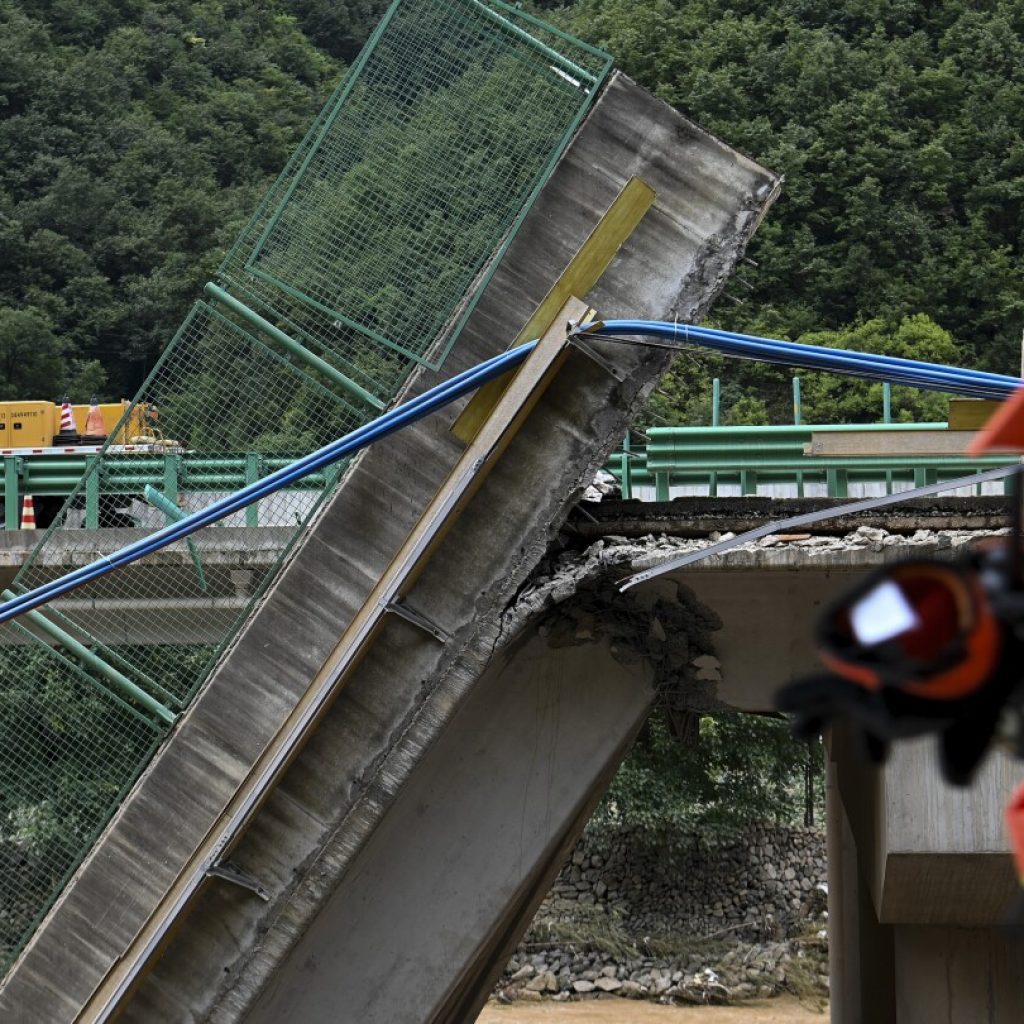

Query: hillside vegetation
[536,0,1024,423]
[3,0,1022,420]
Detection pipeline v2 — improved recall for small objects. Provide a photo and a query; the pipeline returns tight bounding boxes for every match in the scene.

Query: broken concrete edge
[197,95,784,1021]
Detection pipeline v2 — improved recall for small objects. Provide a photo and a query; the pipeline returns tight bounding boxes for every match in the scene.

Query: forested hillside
[0,0,364,398]
[538,0,1024,422]
[2,0,1022,414]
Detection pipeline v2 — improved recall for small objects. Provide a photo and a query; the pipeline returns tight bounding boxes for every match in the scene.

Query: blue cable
[0,342,535,625]
[589,321,1014,398]
[3,320,1020,629]
[585,321,1020,400]
[656,321,1016,385]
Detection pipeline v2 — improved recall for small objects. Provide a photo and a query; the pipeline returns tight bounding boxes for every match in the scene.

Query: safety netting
[0,0,610,974]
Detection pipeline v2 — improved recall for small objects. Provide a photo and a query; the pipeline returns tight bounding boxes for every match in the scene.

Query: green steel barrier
[609,424,1018,499]
[0,1,610,977]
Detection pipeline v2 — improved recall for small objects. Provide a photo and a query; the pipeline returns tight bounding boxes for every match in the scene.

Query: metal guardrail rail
[609,423,1018,499]
[1,453,334,529]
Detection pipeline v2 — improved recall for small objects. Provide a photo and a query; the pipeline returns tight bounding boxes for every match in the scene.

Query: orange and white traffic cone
[83,396,107,442]
[56,396,80,444]
[20,495,36,530]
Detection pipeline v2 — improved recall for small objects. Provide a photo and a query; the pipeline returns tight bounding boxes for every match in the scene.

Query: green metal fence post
[4,456,19,530]
[245,453,261,527]
[163,454,179,505]
[84,457,100,529]
[2,590,175,725]
[882,382,894,494]
[620,432,632,500]
[655,471,670,502]
[793,377,805,497]
[142,485,208,593]
[204,284,385,411]
[710,378,721,496]
[740,469,757,495]
[826,468,849,498]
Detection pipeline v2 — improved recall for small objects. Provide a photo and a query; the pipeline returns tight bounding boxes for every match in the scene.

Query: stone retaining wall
[547,822,827,940]
[496,823,829,1005]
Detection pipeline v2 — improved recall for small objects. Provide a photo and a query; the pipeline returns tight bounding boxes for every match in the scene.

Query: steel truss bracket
[206,861,270,902]
[384,598,452,644]
[568,332,630,382]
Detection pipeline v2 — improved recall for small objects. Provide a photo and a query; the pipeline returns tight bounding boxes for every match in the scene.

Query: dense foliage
[0,643,212,963]
[4,1,1022,919]
[594,713,823,838]
[0,0,343,398]
[536,0,1024,424]
[5,0,1023,419]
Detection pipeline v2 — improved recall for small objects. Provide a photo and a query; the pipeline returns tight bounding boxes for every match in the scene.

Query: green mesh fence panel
[0,628,164,969]
[0,0,609,975]
[220,0,612,369]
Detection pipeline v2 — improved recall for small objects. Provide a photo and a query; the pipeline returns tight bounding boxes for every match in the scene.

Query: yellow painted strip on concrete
[451,176,656,444]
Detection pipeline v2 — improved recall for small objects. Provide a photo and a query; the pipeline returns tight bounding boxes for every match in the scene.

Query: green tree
[0,0,342,397]
[594,712,823,839]
[537,0,1024,416]
[0,306,105,399]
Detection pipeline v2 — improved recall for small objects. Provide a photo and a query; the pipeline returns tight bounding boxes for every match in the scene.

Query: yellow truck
[0,400,150,452]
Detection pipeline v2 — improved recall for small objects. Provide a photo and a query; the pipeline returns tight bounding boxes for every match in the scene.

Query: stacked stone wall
[496,823,829,1005]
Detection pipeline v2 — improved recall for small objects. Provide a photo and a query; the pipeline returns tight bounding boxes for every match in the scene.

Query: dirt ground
[476,996,828,1023]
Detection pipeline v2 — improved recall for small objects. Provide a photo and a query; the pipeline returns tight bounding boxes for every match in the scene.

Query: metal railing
[609,423,1017,499]
[0,0,611,977]
[1,453,335,530]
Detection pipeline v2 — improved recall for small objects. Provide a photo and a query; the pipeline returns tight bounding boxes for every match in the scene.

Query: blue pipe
[586,321,1020,400]
[606,320,1019,397]
[656,321,1016,386]
[3,320,1020,629]
[0,342,535,626]
[591,321,1014,398]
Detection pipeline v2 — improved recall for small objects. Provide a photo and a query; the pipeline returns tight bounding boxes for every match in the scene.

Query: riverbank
[478,994,827,1022]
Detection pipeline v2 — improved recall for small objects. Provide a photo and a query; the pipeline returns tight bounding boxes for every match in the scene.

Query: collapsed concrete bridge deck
[1,62,1018,1024]
[0,73,783,1023]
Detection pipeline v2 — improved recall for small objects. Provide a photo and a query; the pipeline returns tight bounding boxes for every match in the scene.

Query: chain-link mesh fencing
[1,0,609,975]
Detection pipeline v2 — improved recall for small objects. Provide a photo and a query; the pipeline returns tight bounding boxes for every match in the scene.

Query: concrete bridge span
[1,62,1017,1024]
[0,73,783,1023]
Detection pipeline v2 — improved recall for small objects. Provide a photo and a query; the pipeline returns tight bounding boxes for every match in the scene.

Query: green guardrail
[0,453,334,529]
[608,423,1018,500]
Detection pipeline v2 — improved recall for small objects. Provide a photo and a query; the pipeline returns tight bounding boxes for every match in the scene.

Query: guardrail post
[85,457,100,529]
[4,456,19,530]
[619,432,632,500]
[740,469,757,495]
[710,380,720,496]
[826,468,848,498]
[655,471,670,502]
[163,454,179,504]
[245,453,261,527]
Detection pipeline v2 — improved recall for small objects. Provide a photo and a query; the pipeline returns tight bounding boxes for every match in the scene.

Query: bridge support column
[826,741,896,1024]
[827,725,1024,1022]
